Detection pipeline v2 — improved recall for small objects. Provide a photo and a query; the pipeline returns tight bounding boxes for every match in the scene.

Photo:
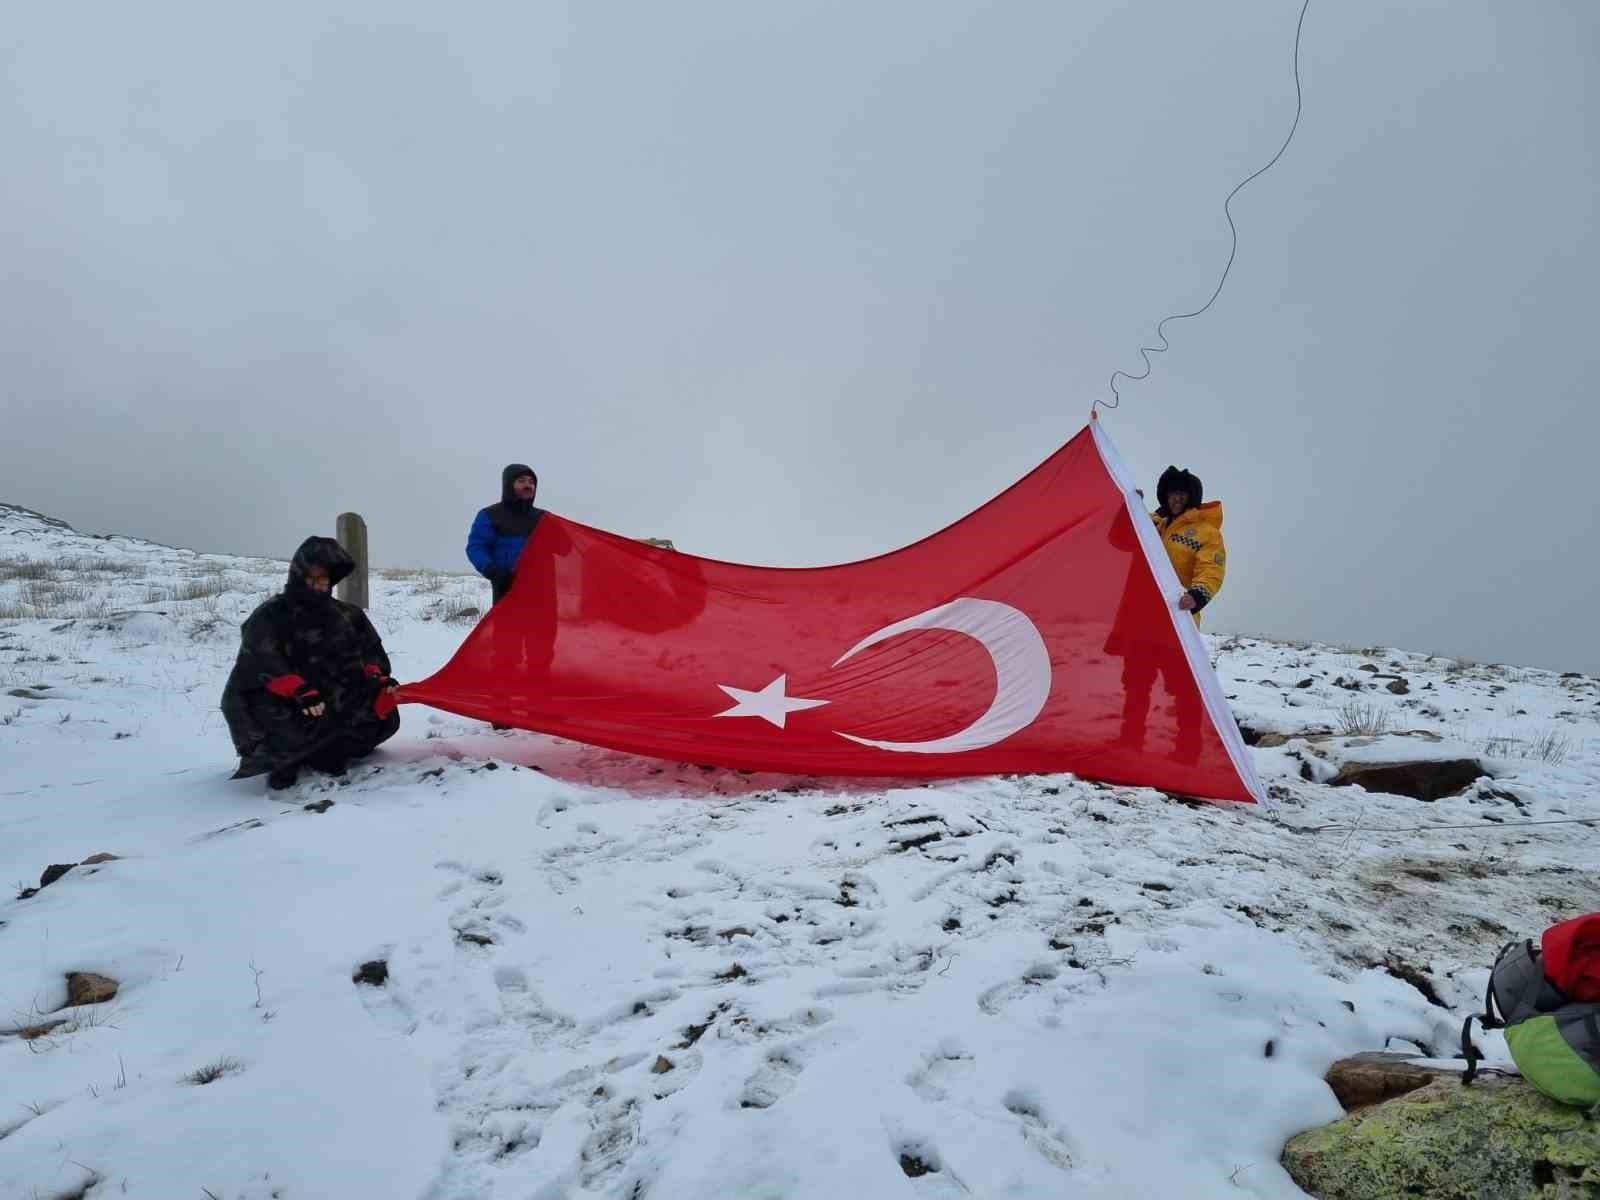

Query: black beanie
[1155,466,1203,511]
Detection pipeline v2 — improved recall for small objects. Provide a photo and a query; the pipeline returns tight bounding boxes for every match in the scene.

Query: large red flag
[399,423,1264,804]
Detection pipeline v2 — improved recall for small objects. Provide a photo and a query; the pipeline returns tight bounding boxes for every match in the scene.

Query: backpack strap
[1462,940,1525,1087]
[1461,1014,1484,1085]
[1481,940,1525,1029]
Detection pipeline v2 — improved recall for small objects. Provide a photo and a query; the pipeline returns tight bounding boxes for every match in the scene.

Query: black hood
[1156,465,1203,513]
[487,464,544,539]
[502,463,538,508]
[285,536,354,597]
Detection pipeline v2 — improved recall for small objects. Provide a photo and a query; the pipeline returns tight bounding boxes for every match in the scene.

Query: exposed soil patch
[1381,955,1448,1009]
[1330,758,1485,802]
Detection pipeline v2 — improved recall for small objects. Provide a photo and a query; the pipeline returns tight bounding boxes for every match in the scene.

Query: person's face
[1165,490,1189,517]
[303,565,332,593]
[512,474,537,501]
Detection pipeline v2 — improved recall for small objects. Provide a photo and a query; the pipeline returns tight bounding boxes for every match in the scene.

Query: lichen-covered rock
[1283,1074,1600,1198]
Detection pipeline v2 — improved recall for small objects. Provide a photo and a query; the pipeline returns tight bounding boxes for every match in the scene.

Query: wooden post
[336,512,369,609]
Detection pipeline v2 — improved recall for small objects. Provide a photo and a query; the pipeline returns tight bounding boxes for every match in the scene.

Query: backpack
[1459,912,1600,1106]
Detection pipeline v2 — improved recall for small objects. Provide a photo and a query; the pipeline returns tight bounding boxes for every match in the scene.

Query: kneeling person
[221,537,400,790]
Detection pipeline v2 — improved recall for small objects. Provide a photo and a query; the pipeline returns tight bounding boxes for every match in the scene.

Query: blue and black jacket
[467,464,544,602]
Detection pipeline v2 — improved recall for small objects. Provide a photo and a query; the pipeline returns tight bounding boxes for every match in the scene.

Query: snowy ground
[2,502,1598,1200]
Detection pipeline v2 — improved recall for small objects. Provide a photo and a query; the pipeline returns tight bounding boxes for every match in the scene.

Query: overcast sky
[3,1,1596,672]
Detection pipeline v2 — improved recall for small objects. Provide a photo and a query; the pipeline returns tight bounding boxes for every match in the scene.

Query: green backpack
[1460,913,1600,1107]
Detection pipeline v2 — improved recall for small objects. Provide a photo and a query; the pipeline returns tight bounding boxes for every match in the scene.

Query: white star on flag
[713,674,829,729]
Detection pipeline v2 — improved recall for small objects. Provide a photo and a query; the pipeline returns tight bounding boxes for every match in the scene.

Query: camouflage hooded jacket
[220,538,391,750]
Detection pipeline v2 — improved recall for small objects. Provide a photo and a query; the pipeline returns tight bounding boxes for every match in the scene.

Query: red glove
[373,691,398,720]
[264,674,320,705]
[363,663,396,687]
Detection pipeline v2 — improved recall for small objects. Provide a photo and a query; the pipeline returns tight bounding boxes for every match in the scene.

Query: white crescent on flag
[830,598,1052,753]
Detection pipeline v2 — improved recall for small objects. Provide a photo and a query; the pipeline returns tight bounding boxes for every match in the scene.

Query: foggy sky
[4,2,1596,672]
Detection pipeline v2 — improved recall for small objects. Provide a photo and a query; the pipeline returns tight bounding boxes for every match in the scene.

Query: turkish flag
[399,423,1263,803]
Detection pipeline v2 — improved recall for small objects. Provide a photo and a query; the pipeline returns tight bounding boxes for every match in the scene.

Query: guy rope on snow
[1283,816,1600,836]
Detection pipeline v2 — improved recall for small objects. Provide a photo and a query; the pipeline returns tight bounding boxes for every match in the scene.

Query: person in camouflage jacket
[221,537,400,789]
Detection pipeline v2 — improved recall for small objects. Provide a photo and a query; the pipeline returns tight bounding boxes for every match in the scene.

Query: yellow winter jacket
[1152,501,1226,623]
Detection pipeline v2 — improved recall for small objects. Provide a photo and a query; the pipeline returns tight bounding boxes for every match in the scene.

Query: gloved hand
[364,663,399,719]
[362,663,396,688]
[264,674,324,716]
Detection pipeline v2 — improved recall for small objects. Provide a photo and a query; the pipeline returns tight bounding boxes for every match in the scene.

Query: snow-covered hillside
[3,504,1597,1199]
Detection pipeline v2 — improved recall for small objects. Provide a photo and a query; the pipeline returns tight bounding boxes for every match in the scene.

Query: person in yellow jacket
[1118,465,1227,763]
[1152,465,1226,620]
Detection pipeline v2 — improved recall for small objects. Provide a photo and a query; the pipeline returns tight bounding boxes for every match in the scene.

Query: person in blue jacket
[466,464,558,727]
[467,463,544,605]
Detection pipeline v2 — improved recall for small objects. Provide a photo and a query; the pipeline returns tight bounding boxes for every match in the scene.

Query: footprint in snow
[906,1043,977,1102]
[354,954,417,1037]
[493,966,574,1042]
[739,1047,804,1110]
[579,1084,643,1189]
[834,870,883,910]
[582,988,683,1034]
[1003,1089,1075,1170]
[436,860,516,948]
[646,1045,704,1100]
[893,1138,972,1197]
[736,1017,846,1111]
[977,962,1059,1015]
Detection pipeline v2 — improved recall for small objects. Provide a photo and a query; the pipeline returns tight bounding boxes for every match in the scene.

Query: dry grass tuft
[173,576,233,601]
[0,579,115,621]
[1337,700,1392,737]
[1484,729,1572,766]
[1531,729,1573,765]
[438,596,484,625]
[0,554,144,582]
[184,1056,243,1085]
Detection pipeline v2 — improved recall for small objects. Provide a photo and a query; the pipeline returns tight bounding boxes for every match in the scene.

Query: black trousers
[487,579,555,683]
[230,696,400,778]
[1119,645,1202,763]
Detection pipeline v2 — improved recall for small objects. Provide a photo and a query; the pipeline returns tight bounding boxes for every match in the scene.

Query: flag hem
[1088,420,1269,807]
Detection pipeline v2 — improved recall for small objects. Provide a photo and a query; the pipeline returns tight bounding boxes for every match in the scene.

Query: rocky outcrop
[16,853,123,899]
[63,972,119,1007]
[1324,1051,1448,1110]
[1285,1059,1600,1199]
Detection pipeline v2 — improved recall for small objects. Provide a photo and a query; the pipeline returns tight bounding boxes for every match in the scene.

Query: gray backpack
[1461,928,1600,1106]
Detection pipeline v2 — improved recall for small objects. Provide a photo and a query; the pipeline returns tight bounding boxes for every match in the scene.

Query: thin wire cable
[1287,816,1600,836]
[1097,0,1312,413]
